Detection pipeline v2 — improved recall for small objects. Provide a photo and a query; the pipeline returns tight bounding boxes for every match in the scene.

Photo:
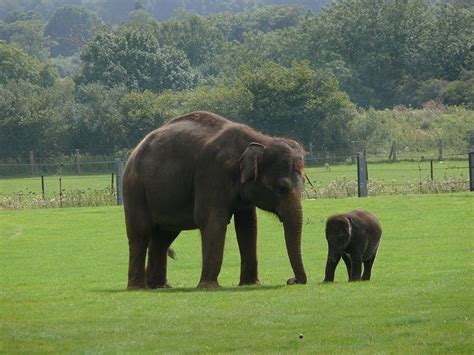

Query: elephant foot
[148,284,172,289]
[323,279,334,283]
[127,283,146,290]
[287,277,306,285]
[197,280,220,288]
[147,280,172,289]
[239,279,261,286]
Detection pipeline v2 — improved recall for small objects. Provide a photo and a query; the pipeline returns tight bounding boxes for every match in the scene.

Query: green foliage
[118,90,168,146]
[0,41,43,84]
[155,12,226,73]
[238,61,355,153]
[78,25,198,92]
[73,83,128,154]
[0,12,50,60]
[304,0,473,108]
[45,5,102,57]
[351,106,474,155]
[0,79,72,158]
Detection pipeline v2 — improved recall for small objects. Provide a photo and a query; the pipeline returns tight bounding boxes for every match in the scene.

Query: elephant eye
[275,184,290,195]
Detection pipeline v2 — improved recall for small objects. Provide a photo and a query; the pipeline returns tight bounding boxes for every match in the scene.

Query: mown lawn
[305,159,469,186]
[0,193,473,352]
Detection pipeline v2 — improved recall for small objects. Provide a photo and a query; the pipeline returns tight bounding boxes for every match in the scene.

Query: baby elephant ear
[345,217,353,237]
[239,142,265,183]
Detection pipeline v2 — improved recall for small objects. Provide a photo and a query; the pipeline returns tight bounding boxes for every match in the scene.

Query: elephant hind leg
[362,254,377,281]
[146,227,180,289]
[125,199,153,290]
[127,232,150,290]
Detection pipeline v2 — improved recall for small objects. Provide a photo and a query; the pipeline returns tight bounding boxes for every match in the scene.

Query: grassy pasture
[0,160,469,199]
[1,193,473,352]
[305,159,469,185]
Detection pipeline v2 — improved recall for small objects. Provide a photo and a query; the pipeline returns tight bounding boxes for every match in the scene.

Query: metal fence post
[116,159,124,205]
[357,152,368,197]
[469,149,474,192]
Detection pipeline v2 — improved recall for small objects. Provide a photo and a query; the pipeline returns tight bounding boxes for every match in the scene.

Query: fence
[0,150,473,208]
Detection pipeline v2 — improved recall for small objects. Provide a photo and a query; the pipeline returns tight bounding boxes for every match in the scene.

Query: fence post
[469,149,474,192]
[430,160,434,181]
[357,152,368,197]
[116,159,124,205]
[75,149,80,174]
[59,177,63,208]
[388,140,397,162]
[29,150,35,175]
[437,139,443,161]
[41,175,45,199]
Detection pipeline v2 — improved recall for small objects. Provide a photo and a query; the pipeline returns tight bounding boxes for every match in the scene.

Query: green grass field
[0,160,469,199]
[305,159,469,185]
[1,193,473,352]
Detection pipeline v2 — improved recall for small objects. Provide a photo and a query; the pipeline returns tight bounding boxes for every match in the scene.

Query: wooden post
[59,177,63,208]
[111,173,115,194]
[430,160,434,181]
[41,175,45,199]
[29,150,35,175]
[357,152,368,197]
[75,149,80,174]
[437,139,443,161]
[388,140,397,162]
[116,159,124,205]
[469,150,474,192]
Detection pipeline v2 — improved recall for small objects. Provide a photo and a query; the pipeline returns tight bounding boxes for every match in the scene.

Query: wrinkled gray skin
[324,210,382,282]
[123,111,307,289]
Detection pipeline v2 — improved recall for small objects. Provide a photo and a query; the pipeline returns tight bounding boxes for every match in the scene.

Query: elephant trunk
[280,196,307,284]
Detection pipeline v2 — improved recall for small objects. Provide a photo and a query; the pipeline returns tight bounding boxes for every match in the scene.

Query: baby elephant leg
[362,254,377,281]
[324,254,341,282]
[342,253,352,282]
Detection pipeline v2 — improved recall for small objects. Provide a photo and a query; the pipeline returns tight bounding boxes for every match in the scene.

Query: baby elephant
[324,210,382,282]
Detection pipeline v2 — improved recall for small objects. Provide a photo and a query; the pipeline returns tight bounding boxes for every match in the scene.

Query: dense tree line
[0,0,473,160]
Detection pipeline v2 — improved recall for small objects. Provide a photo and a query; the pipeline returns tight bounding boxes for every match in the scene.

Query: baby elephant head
[325,216,353,261]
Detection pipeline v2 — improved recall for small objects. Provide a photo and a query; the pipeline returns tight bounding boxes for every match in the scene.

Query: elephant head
[239,140,307,284]
[325,216,352,262]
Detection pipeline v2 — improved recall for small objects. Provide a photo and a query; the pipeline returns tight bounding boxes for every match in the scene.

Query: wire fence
[0,151,472,209]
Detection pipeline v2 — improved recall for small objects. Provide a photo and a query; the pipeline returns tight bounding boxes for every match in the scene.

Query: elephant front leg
[323,253,341,282]
[342,253,352,282]
[198,216,228,288]
[234,207,260,286]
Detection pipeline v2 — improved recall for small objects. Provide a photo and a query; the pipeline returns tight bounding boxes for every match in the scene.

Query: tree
[73,83,128,154]
[45,5,101,57]
[0,79,74,158]
[155,12,225,70]
[238,61,355,154]
[77,25,197,92]
[0,40,57,86]
[0,11,50,60]
[119,90,168,147]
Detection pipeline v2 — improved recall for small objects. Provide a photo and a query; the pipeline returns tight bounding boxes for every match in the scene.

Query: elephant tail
[167,248,177,260]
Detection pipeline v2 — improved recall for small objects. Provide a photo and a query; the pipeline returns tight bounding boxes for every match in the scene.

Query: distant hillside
[0,0,332,23]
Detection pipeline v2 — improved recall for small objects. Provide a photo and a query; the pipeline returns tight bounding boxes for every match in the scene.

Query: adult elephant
[123,111,307,289]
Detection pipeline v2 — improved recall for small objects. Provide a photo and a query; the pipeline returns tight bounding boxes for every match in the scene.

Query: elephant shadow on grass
[94,285,286,294]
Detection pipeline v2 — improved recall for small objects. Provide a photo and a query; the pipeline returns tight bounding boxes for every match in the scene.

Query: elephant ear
[239,142,265,183]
